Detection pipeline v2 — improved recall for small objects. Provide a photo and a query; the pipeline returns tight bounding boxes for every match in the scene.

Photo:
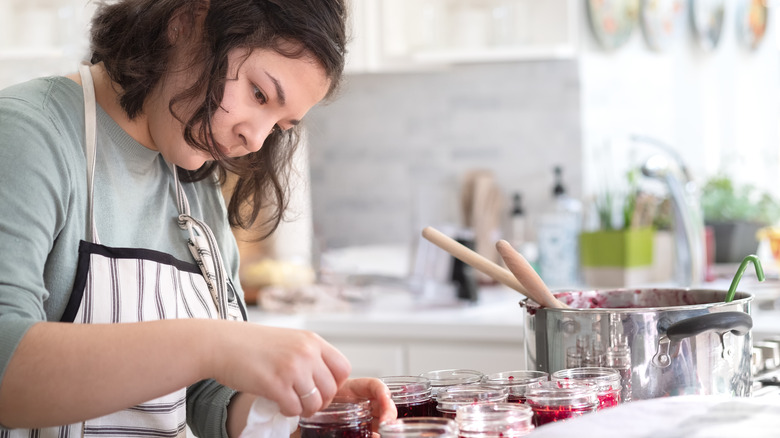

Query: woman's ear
[168,5,208,45]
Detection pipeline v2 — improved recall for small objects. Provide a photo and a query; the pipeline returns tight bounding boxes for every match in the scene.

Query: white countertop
[246,280,780,342]
[246,286,526,343]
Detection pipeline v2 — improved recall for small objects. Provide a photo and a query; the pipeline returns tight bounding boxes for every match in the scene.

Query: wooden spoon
[421,227,567,308]
[495,239,569,309]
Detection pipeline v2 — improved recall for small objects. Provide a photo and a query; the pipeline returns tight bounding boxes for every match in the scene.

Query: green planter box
[580,227,655,267]
[580,228,655,287]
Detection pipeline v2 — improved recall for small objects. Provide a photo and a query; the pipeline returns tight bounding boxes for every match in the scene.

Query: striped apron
[5,64,245,438]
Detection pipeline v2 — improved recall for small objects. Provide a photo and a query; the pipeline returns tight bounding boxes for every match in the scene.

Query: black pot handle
[666,311,752,342]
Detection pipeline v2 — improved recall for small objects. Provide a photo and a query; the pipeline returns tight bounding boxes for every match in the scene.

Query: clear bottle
[481,370,549,404]
[524,381,599,426]
[456,403,535,438]
[380,376,436,418]
[299,396,372,438]
[379,417,457,438]
[509,192,526,249]
[435,384,508,418]
[551,367,622,409]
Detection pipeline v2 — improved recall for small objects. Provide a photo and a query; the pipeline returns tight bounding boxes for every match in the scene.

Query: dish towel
[239,397,299,438]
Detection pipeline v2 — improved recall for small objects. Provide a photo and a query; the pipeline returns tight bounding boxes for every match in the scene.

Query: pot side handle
[666,312,753,342]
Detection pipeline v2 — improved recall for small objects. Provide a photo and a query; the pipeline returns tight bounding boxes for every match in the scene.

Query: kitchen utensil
[496,239,568,309]
[725,254,765,302]
[521,288,754,400]
[421,227,566,308]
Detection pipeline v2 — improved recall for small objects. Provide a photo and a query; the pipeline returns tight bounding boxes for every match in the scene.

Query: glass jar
[551,367,622,409]
[524,381,599,426]
[435,384,508,419]
[420,369,484,399]
[299,396,372,438]
[380,376,436,418]
[379,417,457,438]
[456,403,535,438]
[481,371,548,404]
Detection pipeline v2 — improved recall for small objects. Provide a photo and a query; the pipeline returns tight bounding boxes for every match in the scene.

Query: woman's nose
[238,121,275,154]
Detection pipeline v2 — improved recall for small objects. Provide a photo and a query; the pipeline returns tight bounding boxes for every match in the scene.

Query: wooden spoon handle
[495,239,569,309]
[421,226,530,297]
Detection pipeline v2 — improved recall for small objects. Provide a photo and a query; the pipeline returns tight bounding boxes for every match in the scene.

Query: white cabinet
[0,0,94,88]
[346,0,579,73]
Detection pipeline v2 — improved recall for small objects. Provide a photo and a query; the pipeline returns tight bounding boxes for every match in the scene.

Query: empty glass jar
[481,370,548,404]
[379,417,457,438]
[456,403,535,437]
[435,384,508,418]
[299,396,372,438]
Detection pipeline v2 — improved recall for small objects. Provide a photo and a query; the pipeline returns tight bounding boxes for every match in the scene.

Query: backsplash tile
[305,60,582,250]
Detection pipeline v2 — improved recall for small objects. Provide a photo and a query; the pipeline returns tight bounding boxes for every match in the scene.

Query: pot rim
[520,288,754,313]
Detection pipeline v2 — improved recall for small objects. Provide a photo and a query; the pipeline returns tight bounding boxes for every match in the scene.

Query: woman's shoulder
[0,76,81,109]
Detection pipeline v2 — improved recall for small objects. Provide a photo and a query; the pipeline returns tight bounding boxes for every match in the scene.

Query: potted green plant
[700,175,780,263]
[580,170,657,287]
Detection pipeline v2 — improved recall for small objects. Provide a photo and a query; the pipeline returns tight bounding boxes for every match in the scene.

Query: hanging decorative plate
[735,0,769,51]
[689,0,726,52]
[586,0,641,51]
[640,0,686,52]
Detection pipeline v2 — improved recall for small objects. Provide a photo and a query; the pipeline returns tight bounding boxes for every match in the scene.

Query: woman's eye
[253,85,267,104]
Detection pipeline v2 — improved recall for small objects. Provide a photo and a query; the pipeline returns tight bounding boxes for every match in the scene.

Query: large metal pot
[521,288,753,401]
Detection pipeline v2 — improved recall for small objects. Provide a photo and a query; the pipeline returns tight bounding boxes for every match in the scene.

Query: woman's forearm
[0,319,214,428]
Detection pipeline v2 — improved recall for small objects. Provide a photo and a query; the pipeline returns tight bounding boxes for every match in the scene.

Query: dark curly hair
[89,0,347,238]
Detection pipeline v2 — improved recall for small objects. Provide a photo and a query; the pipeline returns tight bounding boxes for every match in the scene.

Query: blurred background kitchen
[5,0,780,376]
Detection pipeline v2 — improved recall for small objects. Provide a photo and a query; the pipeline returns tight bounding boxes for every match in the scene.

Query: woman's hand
[206,321,351,418]
[336,377,397,433]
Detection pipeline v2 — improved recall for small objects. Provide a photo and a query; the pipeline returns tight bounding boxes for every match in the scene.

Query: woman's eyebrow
[264,70,300,126]
[265,71,286,105]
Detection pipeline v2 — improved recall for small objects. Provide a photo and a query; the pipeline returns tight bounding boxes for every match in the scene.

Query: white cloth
[239,397,299,438]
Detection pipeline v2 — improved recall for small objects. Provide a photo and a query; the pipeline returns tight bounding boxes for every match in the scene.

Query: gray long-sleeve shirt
[0,76,244,437]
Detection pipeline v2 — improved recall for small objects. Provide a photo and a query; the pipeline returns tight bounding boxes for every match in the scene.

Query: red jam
[551,367,622,410]
[527,403,596,426]
[397,399,437,418]
[300,420,372,438]
[524,382,598,426]
[381,376,436,418]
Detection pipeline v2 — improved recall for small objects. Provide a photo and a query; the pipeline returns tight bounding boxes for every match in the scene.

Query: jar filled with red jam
[524,381,598,426]
[435,384,509,419]
[551,367,622,409]
[456,403,535,438]
[481,371,549,404]
[299,396,372,438]
[379,417,458,438]
[380,376,436,418]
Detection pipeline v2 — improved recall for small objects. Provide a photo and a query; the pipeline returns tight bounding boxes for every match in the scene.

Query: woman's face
[146,46,330,170]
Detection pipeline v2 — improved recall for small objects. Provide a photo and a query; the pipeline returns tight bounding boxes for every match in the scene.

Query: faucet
[634,136,706,287]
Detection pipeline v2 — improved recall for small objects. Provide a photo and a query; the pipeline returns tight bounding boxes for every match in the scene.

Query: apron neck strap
[78,62,100,244]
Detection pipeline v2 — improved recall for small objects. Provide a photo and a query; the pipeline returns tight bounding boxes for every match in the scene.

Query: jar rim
[381,376,433,403]
[482,370,549,386]
[379,417,457,437]
[299,396,371,425]
[420,369,484,387]
[436,385,509,411]
[551,367,621,385]
[525,382,599,407]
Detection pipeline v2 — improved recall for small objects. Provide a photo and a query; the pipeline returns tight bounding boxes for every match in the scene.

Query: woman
[0,0,395,436]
